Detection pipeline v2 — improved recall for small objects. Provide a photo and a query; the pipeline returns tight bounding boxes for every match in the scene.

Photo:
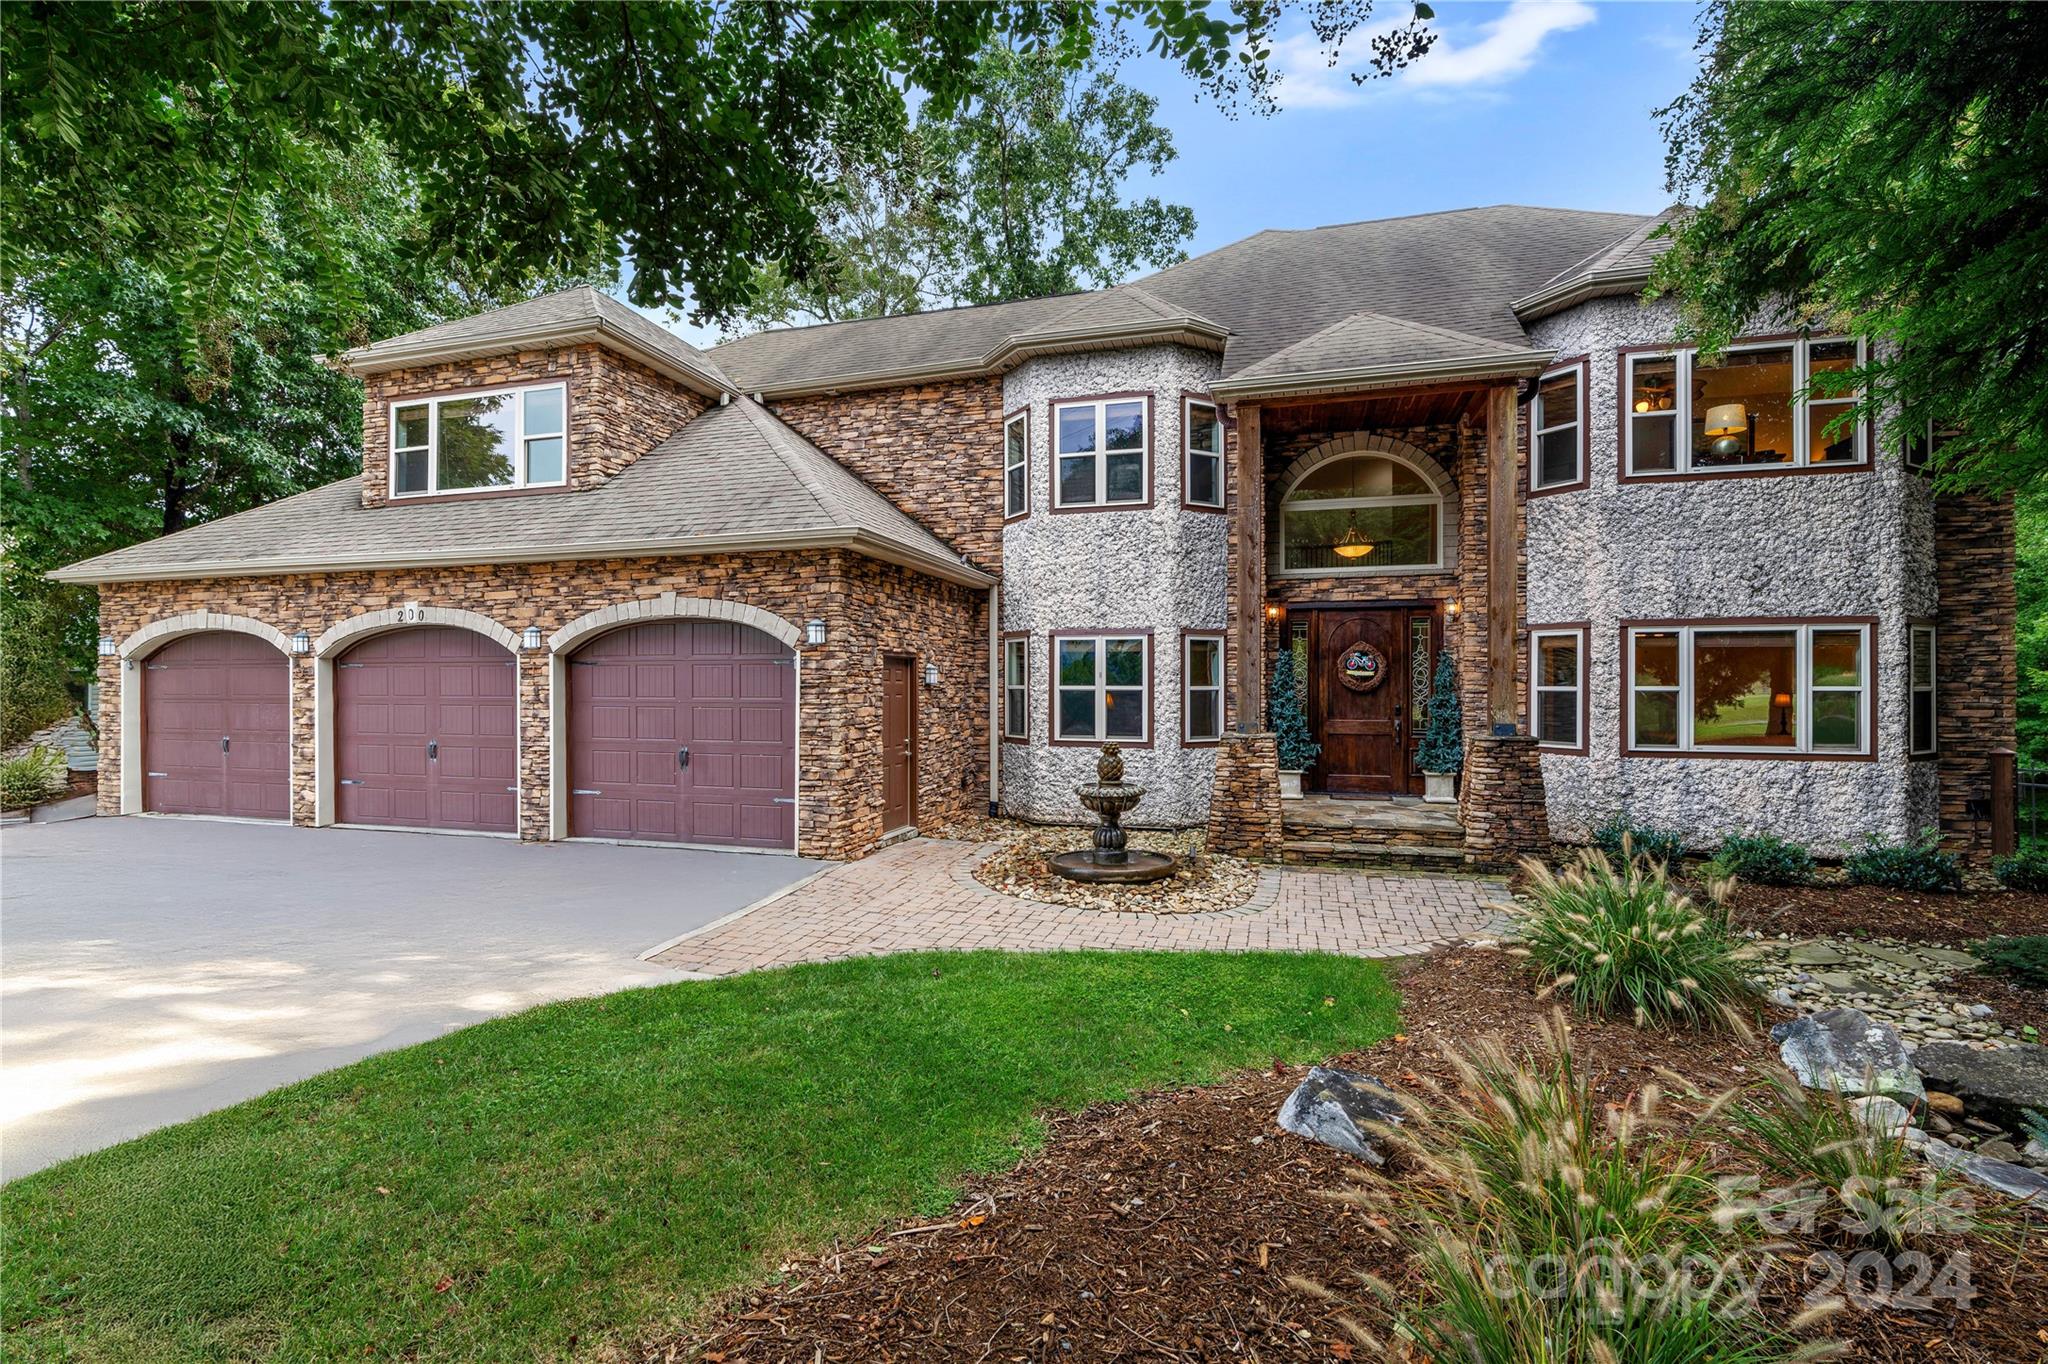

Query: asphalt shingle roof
[1513,204,1686,319]
[1220,310,1542,393]
[52,398,985,585]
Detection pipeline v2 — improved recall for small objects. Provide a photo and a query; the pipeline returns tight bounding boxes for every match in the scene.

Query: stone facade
[95,548,986,861]
[773,377,1007,571]
[1204,731,1283,860]
[358,344,706,508]
[995,345,1230,827]
[1460,733,1552,867]
[1934,493,2018,860]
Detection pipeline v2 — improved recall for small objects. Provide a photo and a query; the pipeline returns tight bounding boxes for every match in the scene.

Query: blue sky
[647,1,1702,348]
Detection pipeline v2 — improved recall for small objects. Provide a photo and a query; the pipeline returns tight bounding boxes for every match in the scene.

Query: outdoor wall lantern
[1445,599,1462,616]
[96,635,117,656]
[806,618,827,647]
[924,662,940,687]
[1264,603,1282,620]
[520,625,544,651]
[290,631,312,655]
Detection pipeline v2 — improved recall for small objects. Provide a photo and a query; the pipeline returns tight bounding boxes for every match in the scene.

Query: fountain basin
[1049,847,1177,885]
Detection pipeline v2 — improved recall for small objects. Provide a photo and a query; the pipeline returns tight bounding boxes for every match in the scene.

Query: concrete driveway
[1,816,823,1180]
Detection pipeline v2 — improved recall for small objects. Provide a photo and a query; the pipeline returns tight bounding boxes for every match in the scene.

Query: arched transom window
[1278,453,1444,573]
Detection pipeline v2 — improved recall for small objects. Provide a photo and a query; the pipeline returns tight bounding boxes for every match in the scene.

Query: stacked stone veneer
[359,344,707,507]
[1204,731,1283,859]
[95,548,986,861]
[1460,733,1551,867]
[1522,294,1960,857]
[995,344,1230,827]
[773,376,1006,570]
[1935,492,2018,859]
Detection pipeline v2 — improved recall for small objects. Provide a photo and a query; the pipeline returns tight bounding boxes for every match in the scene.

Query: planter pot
[1279,770,1305,800]
[1423,770,1457,804]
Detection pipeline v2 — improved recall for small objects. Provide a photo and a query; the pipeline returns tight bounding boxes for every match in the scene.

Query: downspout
[988,583,1001,816]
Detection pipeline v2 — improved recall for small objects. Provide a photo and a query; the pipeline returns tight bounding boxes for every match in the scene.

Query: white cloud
[1274,0,1597,109]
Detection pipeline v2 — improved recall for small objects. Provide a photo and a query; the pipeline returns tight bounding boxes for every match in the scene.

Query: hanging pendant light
[1333,518,1375,560]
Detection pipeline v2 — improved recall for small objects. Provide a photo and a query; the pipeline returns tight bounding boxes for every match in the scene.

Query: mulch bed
[1726,882,2048,943]
[643,949,2048,1363]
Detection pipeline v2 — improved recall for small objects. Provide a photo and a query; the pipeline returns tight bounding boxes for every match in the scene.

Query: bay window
[1531,362,1585,491]
[1183,633,1224,743]
[1002,636,1030,741]
[391,383,567,496]
[1624,620,1871,757]
[1053,632,1150,743]
[1910,625,1937,755]
[1004,410,1029,518]
[1184,397,1224,509]
[1053,396,1149,508]
[1623,338,1866,476]
[1530,627,1585,751]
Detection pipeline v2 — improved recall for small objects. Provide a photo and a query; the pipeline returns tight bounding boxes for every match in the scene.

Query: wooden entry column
[1485,382,1520,731]
[1232,401,1265,731]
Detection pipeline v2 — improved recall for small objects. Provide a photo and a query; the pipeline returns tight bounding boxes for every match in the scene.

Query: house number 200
[399,602,425,624]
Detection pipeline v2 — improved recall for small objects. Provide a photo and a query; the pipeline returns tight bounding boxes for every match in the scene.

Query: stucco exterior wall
[1524,295,1940,854]
[996,344,1228,826]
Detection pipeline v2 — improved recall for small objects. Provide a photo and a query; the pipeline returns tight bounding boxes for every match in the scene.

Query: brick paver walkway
[649,838,1509,976]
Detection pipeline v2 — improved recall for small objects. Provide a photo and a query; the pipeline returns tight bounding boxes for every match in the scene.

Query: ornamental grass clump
[1511,847,1755,1030]
[1319,1019,1813,1363]
[0,745,67,809]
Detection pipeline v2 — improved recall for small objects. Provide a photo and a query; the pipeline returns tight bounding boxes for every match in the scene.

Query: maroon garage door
[568,619,795,849]
[335,627,517,833]
[143,632,290,819]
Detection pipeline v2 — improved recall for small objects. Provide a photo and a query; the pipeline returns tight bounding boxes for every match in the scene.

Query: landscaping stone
[1276,1066,1405,1164]
[1740,933,2023,1049]
[1910,1042,2048,1132]
[1907,1131,2048,1207]
[1771,1008,1924,1102]
[1925,1091,1965,1116]
[1851,1095,1914,1138]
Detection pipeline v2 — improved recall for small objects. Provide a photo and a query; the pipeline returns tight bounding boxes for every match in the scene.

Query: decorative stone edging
[944,840,1285,921]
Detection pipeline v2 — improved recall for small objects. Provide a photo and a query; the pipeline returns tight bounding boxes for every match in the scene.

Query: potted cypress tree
[1270,641,1319,799]
[1415,648,1463,803]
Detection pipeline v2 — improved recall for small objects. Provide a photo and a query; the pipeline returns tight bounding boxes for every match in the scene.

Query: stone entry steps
[1281,794,1468,871]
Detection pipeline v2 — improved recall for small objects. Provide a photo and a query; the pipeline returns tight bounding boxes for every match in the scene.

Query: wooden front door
[882,656,916,833]
[1308,607,1432,795]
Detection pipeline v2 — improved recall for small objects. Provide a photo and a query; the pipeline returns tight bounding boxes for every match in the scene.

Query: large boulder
[1277,1066,1405,1164]
[1770,1007,1924,1102]
[1911,1042,2048,1131]
[1905,1130,2048,1207]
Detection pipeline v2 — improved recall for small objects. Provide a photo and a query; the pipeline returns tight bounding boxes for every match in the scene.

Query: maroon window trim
[1000,631,1032,743]
[1047,392,1155,514]
[1908,618,1939,759]
[1179,391,1227,513]
[1528,356,1591,498]
[1527,622,1590,755]
[1003,406,1031,523]
[1180,627,1227,746]
[1047,627,1156,748]
[1616,615,1880,763]
[1615,337,1875,486]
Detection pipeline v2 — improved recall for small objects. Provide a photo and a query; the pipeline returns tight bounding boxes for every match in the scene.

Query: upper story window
[1003,410,1030,519]
[1902,420,1960,474]
[1053,632,1150,743]
[1053,396,1149,509]
[1624,619,1871,758]
[1278,453,1444,575]
[1183,397,1224,509]
[1624,337,1866,478]
[1531,362,1585,491]
[391,383,567,497]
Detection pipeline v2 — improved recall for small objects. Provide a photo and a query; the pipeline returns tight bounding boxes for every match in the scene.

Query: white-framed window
[1003,410,1029,518]
[1182,633,1224,743]
[390,383,567,496]
[1624,620,1871,757]
[1052,396,1149,508]
[1910,625,1937,756]
[1624,337,1866,476]
[1183,397,1223,508]
[1053,633,1149,742]
[1002,637,1029,740]
[1532,364,1583,490]
[1531,628,1585,750]
[1277,452,1444,575]
[1901,420,1959,473]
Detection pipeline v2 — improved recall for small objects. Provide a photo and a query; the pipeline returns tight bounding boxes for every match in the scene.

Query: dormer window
[390,383,568,497]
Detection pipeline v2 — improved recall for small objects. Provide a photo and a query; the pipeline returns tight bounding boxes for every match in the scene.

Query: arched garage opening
[333,626,517,833]
[138,631,290,819]
[565,618,795,849]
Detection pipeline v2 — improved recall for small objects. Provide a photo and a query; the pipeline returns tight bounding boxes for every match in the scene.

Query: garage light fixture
[924,662,940,687]
[805,618,827,647]
[97,635,117,656]
[290,631,312,655]
[521,625,544,651]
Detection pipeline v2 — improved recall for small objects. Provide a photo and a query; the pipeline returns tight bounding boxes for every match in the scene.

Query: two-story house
[54,205,2017,867]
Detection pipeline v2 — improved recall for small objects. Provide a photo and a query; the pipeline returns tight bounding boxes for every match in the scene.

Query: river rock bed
[1738,933,2028,1050]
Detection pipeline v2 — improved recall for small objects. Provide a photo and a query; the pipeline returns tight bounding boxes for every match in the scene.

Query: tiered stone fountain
[1049,743,1176,885]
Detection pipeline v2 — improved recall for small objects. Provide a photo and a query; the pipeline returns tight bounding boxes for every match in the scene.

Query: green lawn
[2,950,1397,1363]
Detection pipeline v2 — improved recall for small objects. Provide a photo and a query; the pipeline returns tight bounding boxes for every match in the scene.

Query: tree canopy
[1654,0,2048,493]
[737,41,1197,329]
